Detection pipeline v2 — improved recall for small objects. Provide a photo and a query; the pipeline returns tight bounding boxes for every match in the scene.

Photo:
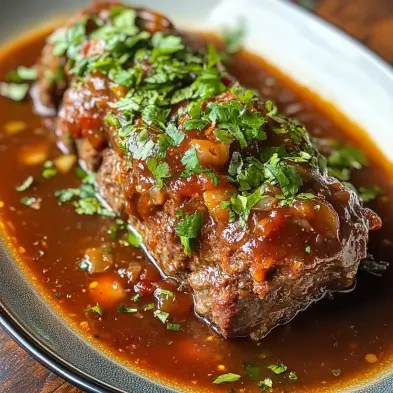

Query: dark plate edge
[0,305,119,393]
[0,2,392,393]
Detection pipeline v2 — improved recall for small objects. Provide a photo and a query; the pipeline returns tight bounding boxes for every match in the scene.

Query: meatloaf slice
[35,3,381,339]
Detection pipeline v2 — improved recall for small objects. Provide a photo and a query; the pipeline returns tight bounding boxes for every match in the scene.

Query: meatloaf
[35,2,381,339]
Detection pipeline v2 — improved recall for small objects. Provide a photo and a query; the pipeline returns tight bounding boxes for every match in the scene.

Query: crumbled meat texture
[35,3,381,339]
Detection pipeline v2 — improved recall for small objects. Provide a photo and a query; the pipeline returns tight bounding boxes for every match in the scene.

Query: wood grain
[317,0,393,62]
[0,326,70,392]
[1,1,392,392]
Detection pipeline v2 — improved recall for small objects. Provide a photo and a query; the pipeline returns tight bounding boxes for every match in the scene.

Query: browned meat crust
[35,2,381,339]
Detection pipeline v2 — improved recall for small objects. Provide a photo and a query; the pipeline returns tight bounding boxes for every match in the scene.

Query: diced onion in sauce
[149,187,166,206]
[252,196,278,211]
[203,188,233,222]
[54,154,77,174]
[189,139,230,167]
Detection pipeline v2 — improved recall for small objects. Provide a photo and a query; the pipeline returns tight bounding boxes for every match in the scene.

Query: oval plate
[1,1,393,392]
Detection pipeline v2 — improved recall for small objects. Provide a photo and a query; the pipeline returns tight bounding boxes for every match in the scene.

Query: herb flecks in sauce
[0,5,391,393]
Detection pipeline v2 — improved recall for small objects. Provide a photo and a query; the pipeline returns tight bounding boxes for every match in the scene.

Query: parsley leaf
[42,161,58,179]
[151,32,184,58]
[125,231,142,248]
[154,310,170,324]
[267,363,287,375]
[181,147,202,172]
[207,43,221,68]
[167,323,181,331]
[331,369,341,377]
[213,373,241,384]
[144,303,155,311]
[6,66,37,82]
[289,371,298,381]
[48,20,86,58]
[147,158,170,188]
[230,188,263,224]
[20,196,37,207]
[175,212,204,256]
[16,176,34,192]
[265,154,302,198]
[155,288,175,299]
[258,378,273,392]
[183,119,209,131]
[117,304,138,313]
[85,304,102,315]
[328,146,367,170]
[142,105,170,128]
[166,123,185,146]
[222,19,246,54]
[0,82,29,101]
[243,362,260,381]
[55,171,115,217]
[358,185,383,203]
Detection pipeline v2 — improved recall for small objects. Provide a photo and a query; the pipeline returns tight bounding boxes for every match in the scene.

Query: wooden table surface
[1,0,393,392]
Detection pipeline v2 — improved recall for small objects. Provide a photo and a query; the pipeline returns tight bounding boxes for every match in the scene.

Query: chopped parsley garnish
[358,185,383,203]
[84,304,102,316]
[44,5,363,253]
[331,369,341,377]
[125,231,142,248]
[243,362,260,381]
[167,323,181,331]
[55,170,115,217]
[6,66,37,82]
[131,293,141,302]
[108,219,126,239]
[186,99,266,149]
[48,20,87,58]
[42,160,58,179]
[0,82,29,101]
[288,371,298,381]
[327,145,367,181]
[181,147,202,172]
[222,19,246,55]
[175,212,204,256]
[153,310,170,324]
[175,209,184,218]
[117,304,138,313]
[305,245,311,254]
[16,176,34,192]
[144,303,155,311]
[265,154,302,198]
[155,288,175,299]
[165,123,185,146]
[147,158,170,188]
[20,196,36,206]
[213,373,241,384]
[258,378,273,392]
[267,363,287,375]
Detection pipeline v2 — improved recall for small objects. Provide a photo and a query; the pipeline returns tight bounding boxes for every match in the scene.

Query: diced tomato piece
[134,280,155,296]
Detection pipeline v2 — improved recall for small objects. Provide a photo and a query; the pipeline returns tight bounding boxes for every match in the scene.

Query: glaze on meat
[35,2,381,339]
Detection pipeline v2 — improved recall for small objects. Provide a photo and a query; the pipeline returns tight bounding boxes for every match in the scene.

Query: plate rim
[0,1,393,393]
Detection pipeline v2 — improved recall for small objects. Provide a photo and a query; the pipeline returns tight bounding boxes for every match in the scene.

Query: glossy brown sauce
[1,27,393,393]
